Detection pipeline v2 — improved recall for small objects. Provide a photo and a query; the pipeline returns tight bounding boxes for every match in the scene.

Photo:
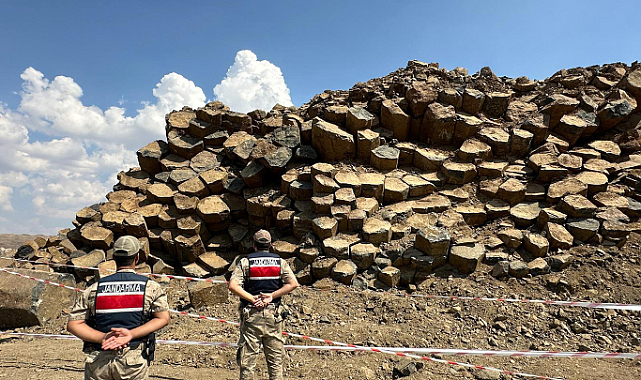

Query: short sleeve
[280,259,296,284]
[230,258,248,285]
[145,280,169,313]
[68,285,97,321]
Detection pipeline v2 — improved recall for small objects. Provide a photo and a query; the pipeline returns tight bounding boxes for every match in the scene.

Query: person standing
[229,229,300,380]
[67,235,170,380]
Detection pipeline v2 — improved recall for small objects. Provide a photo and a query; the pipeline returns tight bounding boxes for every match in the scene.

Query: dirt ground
[1,234,641,380]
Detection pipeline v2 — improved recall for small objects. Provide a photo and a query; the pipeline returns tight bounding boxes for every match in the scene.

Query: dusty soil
[1,234,641,380]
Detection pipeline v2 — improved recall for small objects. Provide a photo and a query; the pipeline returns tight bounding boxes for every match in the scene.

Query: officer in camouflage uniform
[229,230,299,380]
[67,235,170,380]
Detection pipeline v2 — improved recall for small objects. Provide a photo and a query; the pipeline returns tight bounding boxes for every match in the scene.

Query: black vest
[87,271,149,348]
[242,251,282,306]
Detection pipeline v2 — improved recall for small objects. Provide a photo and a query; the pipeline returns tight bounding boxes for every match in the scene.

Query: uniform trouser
[237,305,284,380]
[84,347,148,380]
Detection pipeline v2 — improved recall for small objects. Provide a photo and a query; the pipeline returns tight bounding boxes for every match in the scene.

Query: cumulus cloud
[0,186,14,211]
[214,50,293,113]
[0,55,294,234]
[16,68,206,149]
[0,68,206,234]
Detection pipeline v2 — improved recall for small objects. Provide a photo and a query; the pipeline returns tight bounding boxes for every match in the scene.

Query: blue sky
[3,0,639,111]
[0,0,639,234]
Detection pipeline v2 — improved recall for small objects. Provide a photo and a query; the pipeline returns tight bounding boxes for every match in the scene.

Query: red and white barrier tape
[0,268,568,379]
[4,256,641,311]
[2,265,638,379]
[0,268,354,347]
[168,309,239,326]
[0,256,227,284]
[0,332,567,379]
[0,268,84,292]
[3,331,640,359]
[402,292,641,311]
[298,346,641,359]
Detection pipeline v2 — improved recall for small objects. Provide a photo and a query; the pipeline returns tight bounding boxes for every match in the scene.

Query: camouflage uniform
[69,269,168,380]
[230,257,295,380]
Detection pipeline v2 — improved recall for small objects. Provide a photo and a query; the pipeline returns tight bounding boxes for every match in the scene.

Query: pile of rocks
[13,60,641,290]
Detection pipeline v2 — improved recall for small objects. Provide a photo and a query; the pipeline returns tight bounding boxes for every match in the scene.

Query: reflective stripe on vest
[96,281,146,314]
[243,252,282,306]
[94,272,148,336]
[249,257,281,280]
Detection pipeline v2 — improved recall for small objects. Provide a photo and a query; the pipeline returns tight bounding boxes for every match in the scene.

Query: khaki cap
[253,229,271,244]
[113,235,141,257]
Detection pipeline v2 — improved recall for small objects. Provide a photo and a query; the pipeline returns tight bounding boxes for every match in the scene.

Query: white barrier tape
[5,255,639,311]
[0,268,84,292]
[0,332,566,379]
[0,256,227,284]
[0,332,79,340]
[168,309,239,326]
[0,268,355,348]
[289,345,641,359]
[2,332,640,359]
[0,266,634,360]
[403,292,641,311]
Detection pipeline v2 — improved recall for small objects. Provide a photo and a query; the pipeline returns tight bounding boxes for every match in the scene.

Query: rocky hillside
[0,234,45,250]
[10,60,641,290]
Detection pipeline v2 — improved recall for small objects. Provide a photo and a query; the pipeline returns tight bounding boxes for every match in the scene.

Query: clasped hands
[101,327,133,350]
[252,292,273,308]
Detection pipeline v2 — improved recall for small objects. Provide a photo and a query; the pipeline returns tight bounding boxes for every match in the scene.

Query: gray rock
[0,269,76,328]
[548,253,573,270]
[449,243,485,274]
[565,218,600,242]
[272,125,301,148]
[491,261,510,278]
[415,227,450,256]
[187,276,228,308]
[263,147,292,173]
[393,361,423,378]
[508,260,529,278]
[295,145,317,162]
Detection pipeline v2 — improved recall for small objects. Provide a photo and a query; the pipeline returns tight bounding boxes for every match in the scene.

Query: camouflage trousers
[237,304,285,380]
[84,346,148,380]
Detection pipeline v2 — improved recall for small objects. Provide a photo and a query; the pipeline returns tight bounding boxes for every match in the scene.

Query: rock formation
[12,60,641,289]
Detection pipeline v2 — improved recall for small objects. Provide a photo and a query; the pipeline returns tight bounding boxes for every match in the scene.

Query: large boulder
[415,227,450,256]
[187,276,228,308]
[331,260,358,285]
[346,106,375,134]
[0,269,76,328]
[421,102,456,144]
[137,140,169,175]
[449,244,485,274]
[546,222,574,250]
[381,99,410,141]
[311,119,355,162]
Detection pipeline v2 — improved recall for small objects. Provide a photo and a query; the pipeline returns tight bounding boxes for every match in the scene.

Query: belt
[84,340,143,353]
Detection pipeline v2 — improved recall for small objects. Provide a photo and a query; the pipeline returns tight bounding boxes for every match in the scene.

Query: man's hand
[252,294,266,308]
[259,292,273,305]
[101,327,133,350]
[101,330,119,345]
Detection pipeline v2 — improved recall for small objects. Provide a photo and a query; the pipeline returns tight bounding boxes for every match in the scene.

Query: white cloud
[214,50,293,113]
[0,171,28,187]
[0,56,294,234]
[16,68,206,149]
[0,68,207,234]
[0,186,14,211]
